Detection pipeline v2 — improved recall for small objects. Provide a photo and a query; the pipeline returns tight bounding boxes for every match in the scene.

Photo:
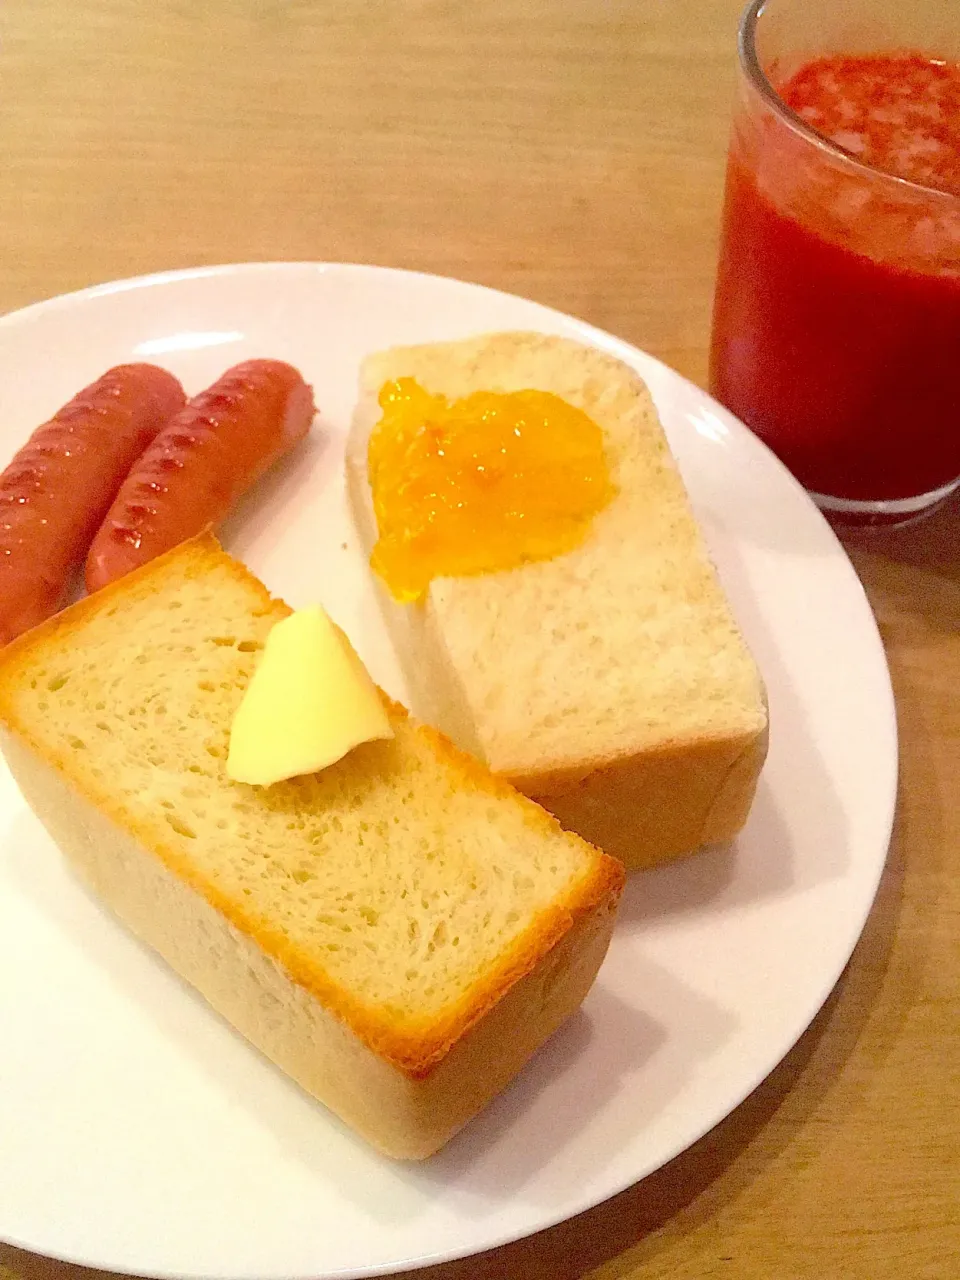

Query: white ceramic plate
[0,263,897,1280]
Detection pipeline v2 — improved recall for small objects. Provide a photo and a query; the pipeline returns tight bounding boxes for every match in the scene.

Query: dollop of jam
[367,378,615,602]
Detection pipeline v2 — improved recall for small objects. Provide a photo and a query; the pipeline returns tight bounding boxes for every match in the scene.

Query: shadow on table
[839,488,959,590]
[841,491,959,657]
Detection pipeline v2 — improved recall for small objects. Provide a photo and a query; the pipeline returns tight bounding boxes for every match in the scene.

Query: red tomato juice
[710,54,960,504]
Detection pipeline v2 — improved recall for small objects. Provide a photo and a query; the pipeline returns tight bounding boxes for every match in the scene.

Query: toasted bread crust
[0,534,623,1077]
[522,723,769,871]
[0,725,620,1157]
[509,684,769,869]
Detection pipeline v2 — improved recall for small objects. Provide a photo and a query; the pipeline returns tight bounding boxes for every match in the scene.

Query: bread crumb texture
[361,332,766,778]
[0,537,619,1073]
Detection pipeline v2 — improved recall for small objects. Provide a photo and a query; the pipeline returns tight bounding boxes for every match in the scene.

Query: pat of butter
[227,606,393,786]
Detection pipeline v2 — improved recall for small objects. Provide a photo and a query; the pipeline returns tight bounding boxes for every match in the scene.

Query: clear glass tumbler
[709,0,960,526]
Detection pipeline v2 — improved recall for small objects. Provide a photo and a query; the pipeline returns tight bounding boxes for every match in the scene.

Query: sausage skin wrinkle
[0,364,186,646]
[85,359,316,594]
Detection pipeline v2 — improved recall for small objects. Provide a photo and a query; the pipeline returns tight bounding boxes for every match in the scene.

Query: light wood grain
[1,2,958,1278]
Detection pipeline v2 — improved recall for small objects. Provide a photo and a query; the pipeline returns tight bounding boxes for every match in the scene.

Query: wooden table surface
[1,2,957,1278]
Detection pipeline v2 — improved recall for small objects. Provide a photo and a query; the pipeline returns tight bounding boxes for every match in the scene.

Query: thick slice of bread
[346,332,768,872]
[0,534,623,1159]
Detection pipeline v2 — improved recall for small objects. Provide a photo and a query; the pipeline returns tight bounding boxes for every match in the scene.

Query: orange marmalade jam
[367,378,615,602]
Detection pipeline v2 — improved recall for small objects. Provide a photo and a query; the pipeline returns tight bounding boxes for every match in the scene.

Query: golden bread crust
[0,726,619,1158]
[0,534,623,1078]
[522,725,769,871]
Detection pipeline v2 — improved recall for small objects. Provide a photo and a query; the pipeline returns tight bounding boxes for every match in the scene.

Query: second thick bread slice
[345,332,768,871]
[0,534,623,1159]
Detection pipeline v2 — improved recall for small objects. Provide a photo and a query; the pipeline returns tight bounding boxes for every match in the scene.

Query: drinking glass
[709,0,960,525]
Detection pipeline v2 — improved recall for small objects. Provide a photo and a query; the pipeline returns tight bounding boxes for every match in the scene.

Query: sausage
[0,364,187,646]
[85,359,315,593]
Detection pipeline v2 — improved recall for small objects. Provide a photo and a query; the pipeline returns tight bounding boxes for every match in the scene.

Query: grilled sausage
[85,359,315,593]
[0,364,186,645]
